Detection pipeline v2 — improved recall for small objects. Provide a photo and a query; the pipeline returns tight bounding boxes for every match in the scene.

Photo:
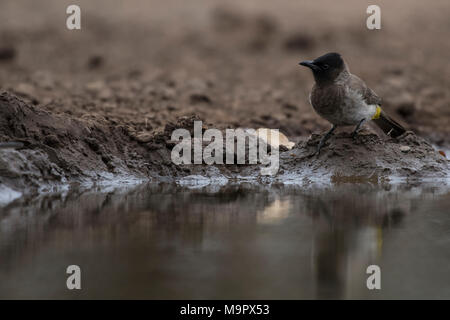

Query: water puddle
[1,182,449,299]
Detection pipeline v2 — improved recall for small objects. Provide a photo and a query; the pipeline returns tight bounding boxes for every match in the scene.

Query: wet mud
[0,91,447,198]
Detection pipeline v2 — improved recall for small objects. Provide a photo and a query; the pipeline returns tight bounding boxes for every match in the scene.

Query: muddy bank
[278,131,448,184]
[0,92,448,198]
[0,91,165,190]
[1,1,449,149]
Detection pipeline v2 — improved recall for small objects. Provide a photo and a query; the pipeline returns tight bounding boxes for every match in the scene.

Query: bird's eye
[322,64,329,70]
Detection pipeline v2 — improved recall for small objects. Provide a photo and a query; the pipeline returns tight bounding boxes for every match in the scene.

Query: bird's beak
[299,60,319,71]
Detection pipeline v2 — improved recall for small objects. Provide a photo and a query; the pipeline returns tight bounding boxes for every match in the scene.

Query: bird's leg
[351,119,366,139]
[316,125,337,155]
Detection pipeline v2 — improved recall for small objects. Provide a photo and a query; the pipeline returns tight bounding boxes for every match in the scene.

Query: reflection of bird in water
[313,225,383,299]
[307,194,405,299]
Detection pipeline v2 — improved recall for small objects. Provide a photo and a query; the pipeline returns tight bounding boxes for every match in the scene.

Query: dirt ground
[0,0,449,192]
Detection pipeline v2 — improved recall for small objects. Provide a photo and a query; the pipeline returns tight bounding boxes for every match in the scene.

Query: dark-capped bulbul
[299,52,405,154]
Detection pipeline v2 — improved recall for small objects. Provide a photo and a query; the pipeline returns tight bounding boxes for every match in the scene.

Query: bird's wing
[348,74,382,106]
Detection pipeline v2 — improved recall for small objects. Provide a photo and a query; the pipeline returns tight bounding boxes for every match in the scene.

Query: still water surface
[1,182,449,299]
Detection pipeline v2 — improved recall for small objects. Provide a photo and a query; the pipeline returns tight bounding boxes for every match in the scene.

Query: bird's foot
[314,125,337,156]
[351,119,365,140]
[315,136,330,156]
[313,145,322,157]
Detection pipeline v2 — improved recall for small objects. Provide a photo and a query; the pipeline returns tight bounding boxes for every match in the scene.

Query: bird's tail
[373,110,406,138]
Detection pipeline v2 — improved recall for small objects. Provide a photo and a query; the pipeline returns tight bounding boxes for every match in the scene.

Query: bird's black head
[299,52,345,83]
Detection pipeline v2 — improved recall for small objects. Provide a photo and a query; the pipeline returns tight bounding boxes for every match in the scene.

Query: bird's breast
[310,86,376,126]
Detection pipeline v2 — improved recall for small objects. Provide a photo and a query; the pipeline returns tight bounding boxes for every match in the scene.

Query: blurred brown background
[0,0,449,145]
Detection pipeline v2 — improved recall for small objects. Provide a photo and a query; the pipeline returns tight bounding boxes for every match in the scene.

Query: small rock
[85,137,100,152]
[0,47,16,61]
[135,132,153,143]
[256,128,295,150]
[15,83,36,99]
[85,81,106,93]
[396,99,415,118]
[87,55,104,69]
[282,103,298,111]
[43,134,60,148]
[85,81,112,99]
[400,145,411,152]
[189,93,211,104]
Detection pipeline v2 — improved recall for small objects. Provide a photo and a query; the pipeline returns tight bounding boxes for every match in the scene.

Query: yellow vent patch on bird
[372,106,382,120]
